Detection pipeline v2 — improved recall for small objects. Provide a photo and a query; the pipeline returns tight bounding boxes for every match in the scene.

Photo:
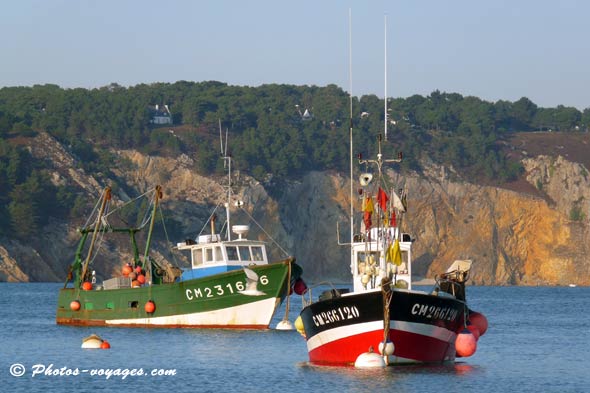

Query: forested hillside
[1,81,589,241]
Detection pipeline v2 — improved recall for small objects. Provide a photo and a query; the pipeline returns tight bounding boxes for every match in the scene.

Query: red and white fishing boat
[296,15,487,367]
[297,136,488,366]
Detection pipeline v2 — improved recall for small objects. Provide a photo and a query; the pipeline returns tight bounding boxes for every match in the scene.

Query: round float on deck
[122,264,133,277]
[70,300,81,311]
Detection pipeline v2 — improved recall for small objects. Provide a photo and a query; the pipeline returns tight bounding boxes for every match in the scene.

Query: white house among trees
[150,104,172,125]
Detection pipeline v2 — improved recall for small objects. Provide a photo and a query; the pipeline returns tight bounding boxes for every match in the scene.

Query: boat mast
[144,185,162,284]
[220,120,232,241]
[384,14,388,142]
[349,8,354,273]
[80,187,111,286]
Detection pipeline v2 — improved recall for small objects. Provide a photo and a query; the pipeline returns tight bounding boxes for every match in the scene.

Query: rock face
[275,159,590,286]
[1,132,589,285]
[403,173,588,285]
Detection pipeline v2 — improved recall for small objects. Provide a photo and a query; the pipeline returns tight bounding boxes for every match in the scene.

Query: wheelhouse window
[205,248,214,263]
[251,246,264,262]
[239,246,251,262]
[192,249,203,267]
[214,246,223,261]
[226,246,239,261]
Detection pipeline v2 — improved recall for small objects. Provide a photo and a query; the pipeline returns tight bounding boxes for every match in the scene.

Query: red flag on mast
[377,187,388,212]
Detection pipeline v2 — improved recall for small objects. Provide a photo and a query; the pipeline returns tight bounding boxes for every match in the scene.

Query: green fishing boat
[57,143,304,329]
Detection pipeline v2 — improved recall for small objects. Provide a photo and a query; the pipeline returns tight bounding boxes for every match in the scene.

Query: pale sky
[1,0,589,109]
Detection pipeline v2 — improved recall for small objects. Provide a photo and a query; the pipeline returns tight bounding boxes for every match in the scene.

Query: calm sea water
[1,283,588,393]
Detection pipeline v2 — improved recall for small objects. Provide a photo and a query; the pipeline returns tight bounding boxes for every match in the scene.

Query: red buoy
[455,328,477,357]
[100,340,111,349]
[82,281,93,291]
[145,300,156,313]
[135,266,143,274]
[70,300,81,311]
[469,311,488,336]
[293,278,308,295]
[122,264,133,277]
[466,322,480,341]
[137,274,146,284]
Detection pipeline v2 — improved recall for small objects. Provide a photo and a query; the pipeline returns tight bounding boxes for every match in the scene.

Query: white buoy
[354,348,386,368]
[276,319,294,330]
[81,334,104,349]
[378,340,395,356]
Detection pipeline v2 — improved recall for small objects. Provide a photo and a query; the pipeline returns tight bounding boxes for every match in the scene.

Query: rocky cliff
[1,132,588,285]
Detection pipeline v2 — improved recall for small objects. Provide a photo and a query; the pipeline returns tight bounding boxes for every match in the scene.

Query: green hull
[57,259,301,329]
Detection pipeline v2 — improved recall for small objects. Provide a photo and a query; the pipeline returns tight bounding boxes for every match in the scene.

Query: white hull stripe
[307,320,456,352]
[106,297,279,326]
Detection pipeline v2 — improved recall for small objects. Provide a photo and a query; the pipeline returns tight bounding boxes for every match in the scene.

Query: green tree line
[1,81,589,238]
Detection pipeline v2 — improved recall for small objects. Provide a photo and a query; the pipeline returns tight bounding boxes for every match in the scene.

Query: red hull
[300,289,465,366]
[308,324,456,365]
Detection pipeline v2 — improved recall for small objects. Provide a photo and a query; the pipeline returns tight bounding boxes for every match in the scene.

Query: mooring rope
[282,261,292,322]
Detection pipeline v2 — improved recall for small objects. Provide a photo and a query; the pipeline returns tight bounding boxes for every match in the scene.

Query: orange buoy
[135,266,143,274]
[455,328,477,357]
[128,271,137,280]
[70,300,81,311]
[82,281,93,291]
[469,311,488,336]
[131,280,141,288]
[100,340,111,349]
[293,278,308,295]
[145,300,156,313]
[137,274,146,284]
[122,264,133,277]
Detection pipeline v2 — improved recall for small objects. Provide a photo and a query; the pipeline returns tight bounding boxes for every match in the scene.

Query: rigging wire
[157,203,182,269]
[103,187,155,218]
[82,188,106,229]
[239,206,290,258]
[87,202,109,268]
[197,203,223,239]
[138,197,155,229]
